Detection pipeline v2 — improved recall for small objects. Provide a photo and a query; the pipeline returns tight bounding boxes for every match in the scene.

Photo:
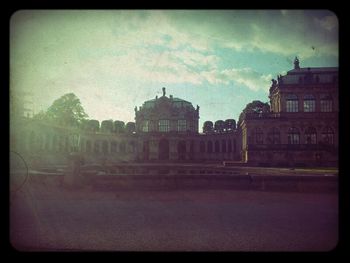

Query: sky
[10,10,338,130]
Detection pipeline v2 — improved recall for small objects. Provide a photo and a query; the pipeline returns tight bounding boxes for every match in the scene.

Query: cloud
[314,15,338,31]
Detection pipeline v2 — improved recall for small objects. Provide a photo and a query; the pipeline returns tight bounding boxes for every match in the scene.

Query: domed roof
[142,88,194,109]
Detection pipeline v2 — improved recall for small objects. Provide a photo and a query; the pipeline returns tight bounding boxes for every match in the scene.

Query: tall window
[214,140,220,153]
[142,120,149,132]
[305,127,317,144]
[267,127,280,144]
[288,127,300,144]
[253,128,264,144]
[159,119,170,132]
[119,142,126,153]
[199,141,205,153]
[102,141,108,155]
[228,140,232,153]
[222,140,226,153]
[286,94,299,112]
[129,141,135,153]
[322,127,334,145]
[94,141,100,154]
[320,94,333,112]
[207,141,213,153]
[303,94,315,112]
[111,141,117,153]
[177,120,187,132]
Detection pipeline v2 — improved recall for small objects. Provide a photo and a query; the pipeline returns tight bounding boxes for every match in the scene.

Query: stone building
[239,57,338,167]
[11,58,338,168]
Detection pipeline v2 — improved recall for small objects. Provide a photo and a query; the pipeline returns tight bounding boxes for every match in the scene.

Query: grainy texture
[10,183,338,251]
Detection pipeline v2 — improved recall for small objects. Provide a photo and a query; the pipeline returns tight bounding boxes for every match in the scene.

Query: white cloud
[219,68,272,92]
[315,15,338,31]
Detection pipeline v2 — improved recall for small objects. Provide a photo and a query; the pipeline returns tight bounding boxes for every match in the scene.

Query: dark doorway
[178,141,186,161]
[159,139,169,160]
[143,141,149,161]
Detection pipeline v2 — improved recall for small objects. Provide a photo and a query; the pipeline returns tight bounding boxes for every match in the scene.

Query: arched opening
[159,139,170,160]
[207,141,213,153]
[102,140,108,155]
[177,140,186,161]
[214,140,220,153]
[143,141,149,161]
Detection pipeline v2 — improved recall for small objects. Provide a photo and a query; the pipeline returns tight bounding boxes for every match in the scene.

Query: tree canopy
[34,93,88,128]
[238,100,270,125]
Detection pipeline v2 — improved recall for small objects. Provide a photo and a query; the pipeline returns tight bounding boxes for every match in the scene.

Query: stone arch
[159,139,170,160]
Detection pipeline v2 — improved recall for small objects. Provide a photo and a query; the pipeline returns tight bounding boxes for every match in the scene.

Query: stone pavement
[10,183,338,251]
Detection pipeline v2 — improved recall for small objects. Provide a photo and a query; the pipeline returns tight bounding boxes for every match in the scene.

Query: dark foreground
[10,183,338,252]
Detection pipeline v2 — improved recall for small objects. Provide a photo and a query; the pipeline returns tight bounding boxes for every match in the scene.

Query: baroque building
[240,57,338,167]
[11,58,338,168]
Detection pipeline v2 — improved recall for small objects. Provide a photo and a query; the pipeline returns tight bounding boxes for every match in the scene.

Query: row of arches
[250,126,335,145]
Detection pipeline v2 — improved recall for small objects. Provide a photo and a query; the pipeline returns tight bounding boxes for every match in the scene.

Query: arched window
[189,140,194,153]
[267,127,280,144]
[253,128,263,144]
[322,127,334,145]
[94,141,100,154]
[305,127,317,144]
[199,141,205,153]
[320,94,333,112]
[214,140,220,153]
[288,127,300,144]
[129,141,135,153]
[303,94,315,112]
[207,141,213,153]
[119,141,126,153]
[222,140,226,153]
[102,140,108,155]
[228,140,232,153]
[111,141,117,153]
[286,94,299,112]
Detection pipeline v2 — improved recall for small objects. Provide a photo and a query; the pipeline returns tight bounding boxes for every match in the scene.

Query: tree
[238,100,270,125]
[35,93,88,127]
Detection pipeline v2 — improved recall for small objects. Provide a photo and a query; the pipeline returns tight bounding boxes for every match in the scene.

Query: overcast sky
[10,10,338,129]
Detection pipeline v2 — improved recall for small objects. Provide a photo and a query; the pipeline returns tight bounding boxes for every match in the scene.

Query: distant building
[11,58,338,167]
[240,57,338,167]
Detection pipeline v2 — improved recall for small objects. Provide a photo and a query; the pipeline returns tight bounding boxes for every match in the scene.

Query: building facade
[11,58,338,168]
[240,58,338,167]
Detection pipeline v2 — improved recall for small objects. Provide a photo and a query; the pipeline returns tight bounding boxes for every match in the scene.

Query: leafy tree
[238,100,270,125]
[34,93,88,127]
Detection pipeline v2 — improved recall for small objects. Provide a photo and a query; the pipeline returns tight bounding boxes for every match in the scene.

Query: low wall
[24,168,338,193]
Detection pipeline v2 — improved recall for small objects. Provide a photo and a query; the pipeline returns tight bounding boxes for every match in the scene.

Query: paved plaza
[10,181,338,252]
